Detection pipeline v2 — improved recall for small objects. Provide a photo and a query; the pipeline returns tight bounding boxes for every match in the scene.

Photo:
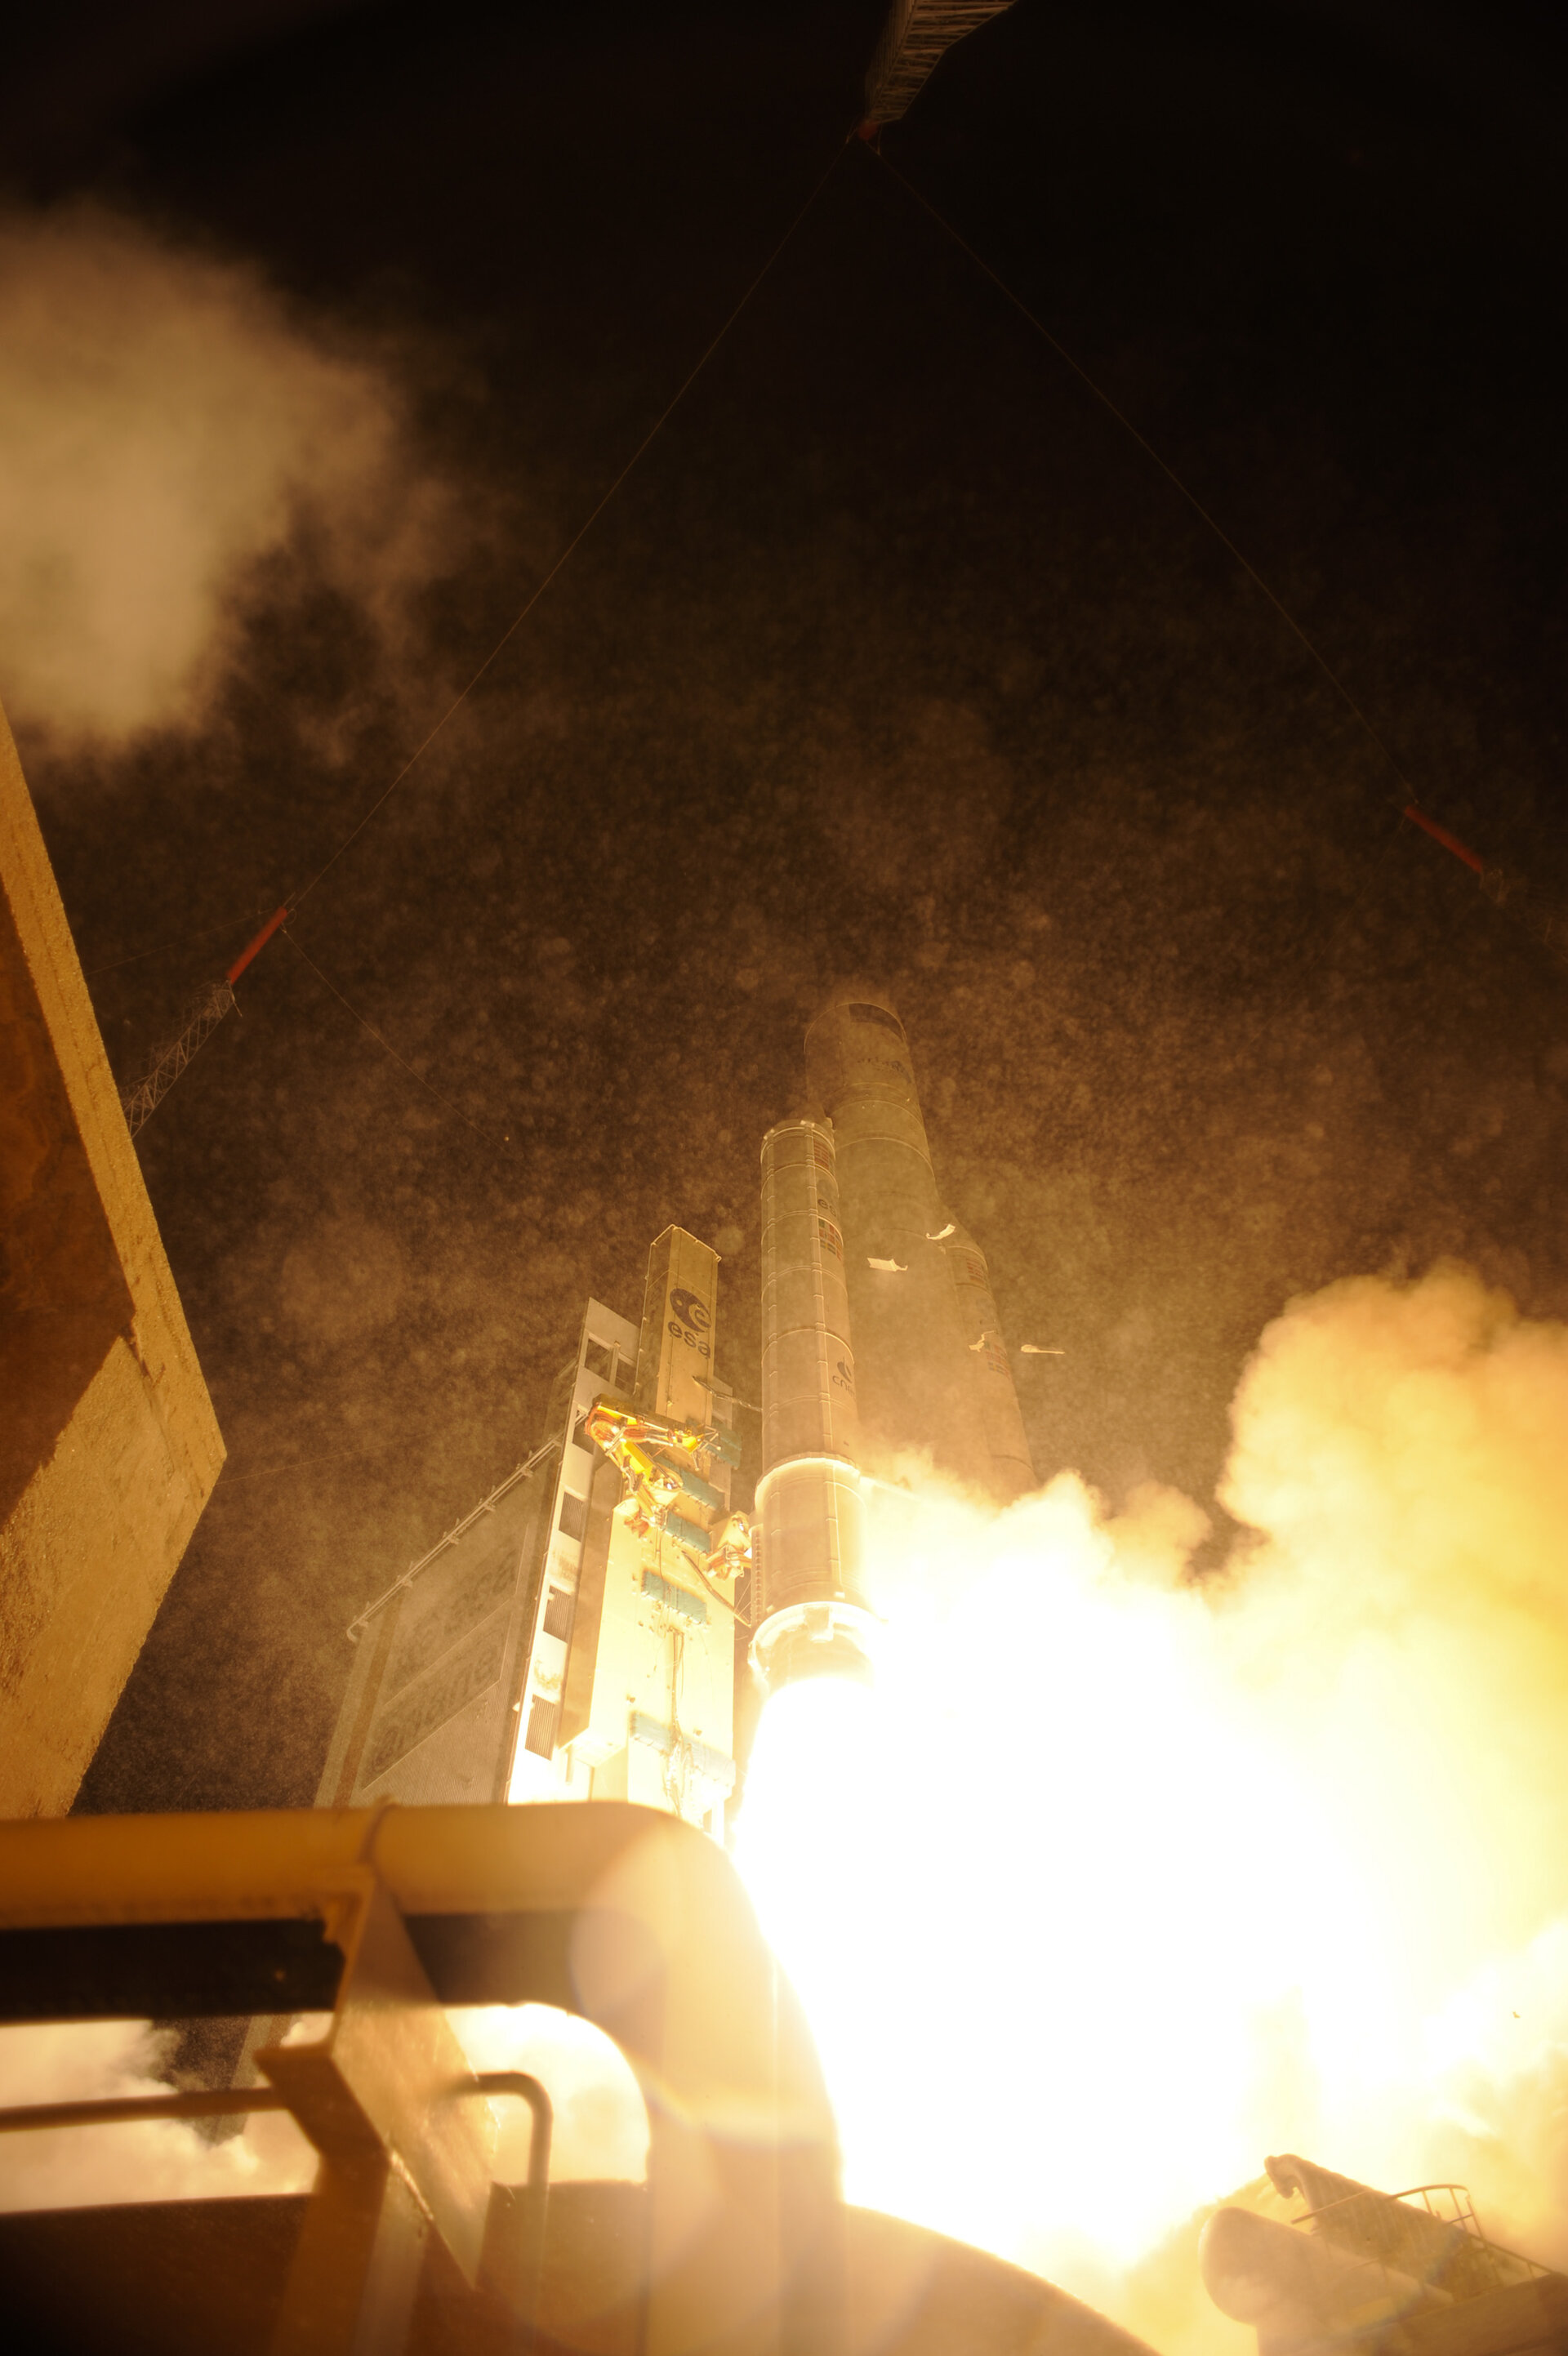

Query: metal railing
[0,2066,553,2349]
[1292,2178,1553,2324]
[0,1800,840,2356]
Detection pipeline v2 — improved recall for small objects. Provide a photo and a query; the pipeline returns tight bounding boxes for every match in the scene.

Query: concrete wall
[0,699,224,1816]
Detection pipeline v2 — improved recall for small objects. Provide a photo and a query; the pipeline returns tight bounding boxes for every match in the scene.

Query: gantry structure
[863,0,1017,125]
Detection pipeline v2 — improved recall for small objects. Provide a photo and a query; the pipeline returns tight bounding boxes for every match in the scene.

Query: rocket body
[805,988,995,1491]
[751,988,1036,1690]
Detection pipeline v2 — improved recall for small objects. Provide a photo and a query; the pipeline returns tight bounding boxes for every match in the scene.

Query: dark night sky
[5,1,1564,1814]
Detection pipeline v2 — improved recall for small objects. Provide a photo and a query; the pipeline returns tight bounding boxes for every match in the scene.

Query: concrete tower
[0,697,224,1815]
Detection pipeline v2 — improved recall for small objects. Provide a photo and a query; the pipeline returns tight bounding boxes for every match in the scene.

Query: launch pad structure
[0,967,1137,2355]
[861,2,1018,127]
[13,976,1554,2354]
[318,1225,744,1838]
[0,1803,1162,2356]
[5,969,1565,2350]
[1200,2157,1568,2355]
[318,984,1037,1834]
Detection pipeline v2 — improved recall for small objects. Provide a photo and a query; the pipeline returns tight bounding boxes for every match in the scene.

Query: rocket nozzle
[750,1598,878,1694]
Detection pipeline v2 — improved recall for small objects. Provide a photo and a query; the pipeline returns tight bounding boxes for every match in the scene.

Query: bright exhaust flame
[734,1267,1568,2338]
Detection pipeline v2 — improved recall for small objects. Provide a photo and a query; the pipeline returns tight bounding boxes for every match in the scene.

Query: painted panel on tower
[638,1225,721,1427]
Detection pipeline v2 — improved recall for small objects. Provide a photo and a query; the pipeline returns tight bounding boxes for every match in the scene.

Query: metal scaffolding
[117,902,287,1139]
[118,980,236,1136]
[863,0,1016,126]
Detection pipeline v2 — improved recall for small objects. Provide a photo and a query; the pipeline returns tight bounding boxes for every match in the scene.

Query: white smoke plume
[0,2018,314,2211]
[0,204,452,746]
[735,1263,1568,2350]
[0,2006,647,2216]
[448,2005,650,2185]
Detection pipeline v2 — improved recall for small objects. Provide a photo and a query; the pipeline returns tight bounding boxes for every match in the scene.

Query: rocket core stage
[751,987,1036,1691]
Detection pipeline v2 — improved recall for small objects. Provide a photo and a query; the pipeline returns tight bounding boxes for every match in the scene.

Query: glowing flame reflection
[734,1268,1568,2323]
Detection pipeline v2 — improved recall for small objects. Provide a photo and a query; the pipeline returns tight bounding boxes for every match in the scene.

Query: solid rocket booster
[805,986,1011,1493]
[941,1223,1036,1500]
[751,1113,877,1688]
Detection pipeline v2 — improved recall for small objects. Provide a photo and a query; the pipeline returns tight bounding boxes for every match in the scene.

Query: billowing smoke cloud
[0,204,452,745]
[736,1264,1568,2349]
[7,1263,1566,2356]
[448,2005,649,2185]
[0,2018,313,2210]
[0,2006,646,2216]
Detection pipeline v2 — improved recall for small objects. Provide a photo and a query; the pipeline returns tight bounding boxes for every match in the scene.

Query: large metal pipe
[752,1114,875,1689]
[804,986,994,1494]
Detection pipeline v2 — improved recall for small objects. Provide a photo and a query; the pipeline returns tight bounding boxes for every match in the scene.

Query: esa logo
[667,1287,712,1358]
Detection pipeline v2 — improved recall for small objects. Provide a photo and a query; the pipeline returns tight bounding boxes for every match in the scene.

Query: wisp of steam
[0,204,450,746]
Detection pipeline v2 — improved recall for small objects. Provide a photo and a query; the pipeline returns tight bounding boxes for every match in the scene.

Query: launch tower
[319,1227,741,1837]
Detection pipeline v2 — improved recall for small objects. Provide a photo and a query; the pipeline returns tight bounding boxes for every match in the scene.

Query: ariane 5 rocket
[751,986,1036,1690]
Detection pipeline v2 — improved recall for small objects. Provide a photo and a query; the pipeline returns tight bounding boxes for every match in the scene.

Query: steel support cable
[285,134,853,920]
[280,924,488,1137]
[864,143,1421,816]
[691,1550,752,1626]
[346,1436,560,1639]
[87,905,270,979]
[866,154,1568,977]
[111,138,850,1143]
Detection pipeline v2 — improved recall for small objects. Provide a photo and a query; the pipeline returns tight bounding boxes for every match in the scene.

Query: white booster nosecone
[751,1112,876,1690]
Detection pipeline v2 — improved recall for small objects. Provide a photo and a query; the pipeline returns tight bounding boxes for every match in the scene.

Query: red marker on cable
[1403,806,1568,974]
[1403,804,1484,875]
[121,903,290,1138]
[225,904,288,985]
